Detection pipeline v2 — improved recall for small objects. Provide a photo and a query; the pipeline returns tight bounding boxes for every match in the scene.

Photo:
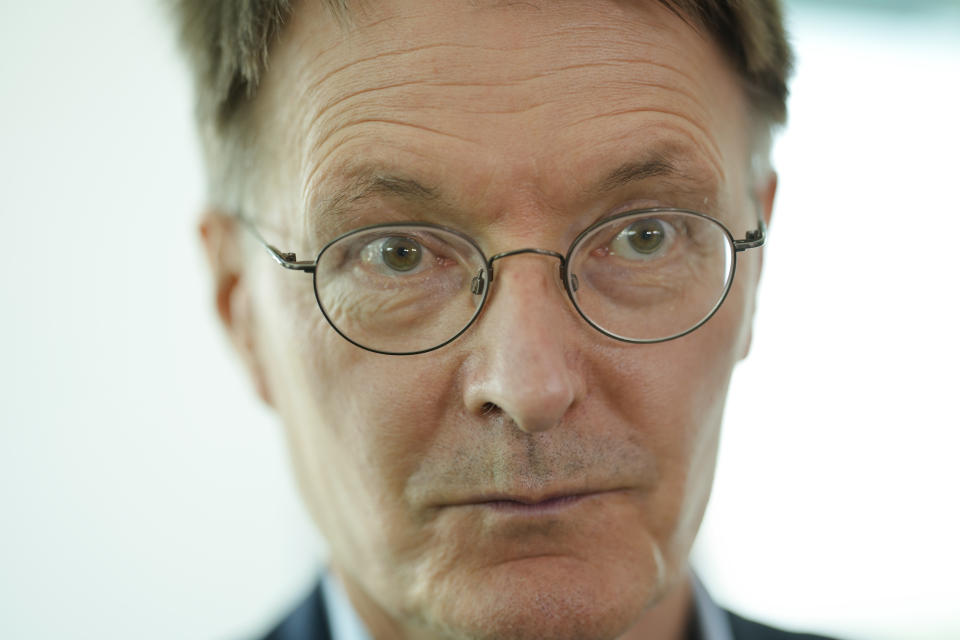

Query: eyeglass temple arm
[238,216,316,273]
[733,217,767,253]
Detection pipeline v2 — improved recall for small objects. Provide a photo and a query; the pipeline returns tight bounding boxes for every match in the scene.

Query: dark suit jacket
[259,582,842,640]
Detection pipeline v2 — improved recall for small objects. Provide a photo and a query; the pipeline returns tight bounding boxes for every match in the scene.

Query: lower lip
[478,493,596,515]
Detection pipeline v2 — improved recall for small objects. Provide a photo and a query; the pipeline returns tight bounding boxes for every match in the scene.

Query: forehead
[259,0,751,229]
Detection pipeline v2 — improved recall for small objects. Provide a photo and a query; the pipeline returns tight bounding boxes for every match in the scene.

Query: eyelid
[358,236,433,277]
[584,201,676,236]
[614,200,668,213]
[601,201,665,221]
[601,211,678,238]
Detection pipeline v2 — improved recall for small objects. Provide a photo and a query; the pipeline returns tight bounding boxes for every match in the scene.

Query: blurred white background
[1,1,958,639]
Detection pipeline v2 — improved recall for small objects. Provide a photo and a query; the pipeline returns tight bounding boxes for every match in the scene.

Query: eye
[360,236,426,273]
[609,218,671,260]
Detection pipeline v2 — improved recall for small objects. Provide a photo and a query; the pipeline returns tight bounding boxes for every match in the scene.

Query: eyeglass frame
[241,208,767,356]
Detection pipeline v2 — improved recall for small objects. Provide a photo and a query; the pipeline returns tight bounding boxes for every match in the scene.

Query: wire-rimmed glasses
[244,209,766,355]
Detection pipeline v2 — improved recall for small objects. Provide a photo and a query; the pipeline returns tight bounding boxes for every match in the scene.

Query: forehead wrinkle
[303,47,704,97]
[313,80,545,127]
[300,117,478,203]
[293,40,716,136]
[298,41,540,102]
[284,11,721,142]
[539,58,699,90]
[302,68,710,150]
[323,64,639,104]
[298,133,479,227]
[294,9,709,102]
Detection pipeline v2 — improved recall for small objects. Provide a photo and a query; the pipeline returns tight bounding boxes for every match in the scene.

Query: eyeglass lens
[312,211,735,354]
[568,211,734,342]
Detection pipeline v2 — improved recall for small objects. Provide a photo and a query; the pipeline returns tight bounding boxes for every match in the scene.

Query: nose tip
[501,355,580,434]
[463,255,584,434]
[467,334,581,433]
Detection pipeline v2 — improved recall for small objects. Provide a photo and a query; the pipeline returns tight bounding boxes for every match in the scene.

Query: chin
[408,552,667,640]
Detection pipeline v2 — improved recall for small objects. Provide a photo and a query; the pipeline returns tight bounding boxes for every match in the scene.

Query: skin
[201,1,777,639]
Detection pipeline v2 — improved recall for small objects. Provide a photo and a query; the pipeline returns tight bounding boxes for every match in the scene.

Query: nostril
[480,402,500,416]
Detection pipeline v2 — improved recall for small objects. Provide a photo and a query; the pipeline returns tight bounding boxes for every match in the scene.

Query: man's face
[229,1,765,639]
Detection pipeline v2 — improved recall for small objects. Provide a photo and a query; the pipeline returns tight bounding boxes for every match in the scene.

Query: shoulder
[727,610,845,640]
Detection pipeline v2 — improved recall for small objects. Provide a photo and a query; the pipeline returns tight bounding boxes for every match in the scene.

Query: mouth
[450,489,624,515]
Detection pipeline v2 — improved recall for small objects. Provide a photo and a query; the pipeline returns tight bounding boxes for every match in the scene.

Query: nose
[462,253,586,434]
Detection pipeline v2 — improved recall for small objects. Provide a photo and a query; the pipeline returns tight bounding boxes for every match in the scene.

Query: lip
[447,488,625,515]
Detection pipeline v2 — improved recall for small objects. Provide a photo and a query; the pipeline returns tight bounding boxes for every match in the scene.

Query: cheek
[256,270,465,575]
[598,269,751,561]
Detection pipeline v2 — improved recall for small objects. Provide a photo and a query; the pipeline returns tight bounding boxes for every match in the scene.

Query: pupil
[382,237,422,271]
[628,220,664,254]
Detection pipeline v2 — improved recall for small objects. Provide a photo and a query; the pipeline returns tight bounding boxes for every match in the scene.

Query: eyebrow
[597,157,680,193]
[313,154,703,220]
[316,170,441,219]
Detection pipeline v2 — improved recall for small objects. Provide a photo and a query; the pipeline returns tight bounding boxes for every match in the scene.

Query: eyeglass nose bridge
[471,247,571,296]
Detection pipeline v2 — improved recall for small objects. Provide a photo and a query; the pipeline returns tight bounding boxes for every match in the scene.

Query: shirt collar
[321,571,732,640]
[322,572,374,640]
[691,572,735,640]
